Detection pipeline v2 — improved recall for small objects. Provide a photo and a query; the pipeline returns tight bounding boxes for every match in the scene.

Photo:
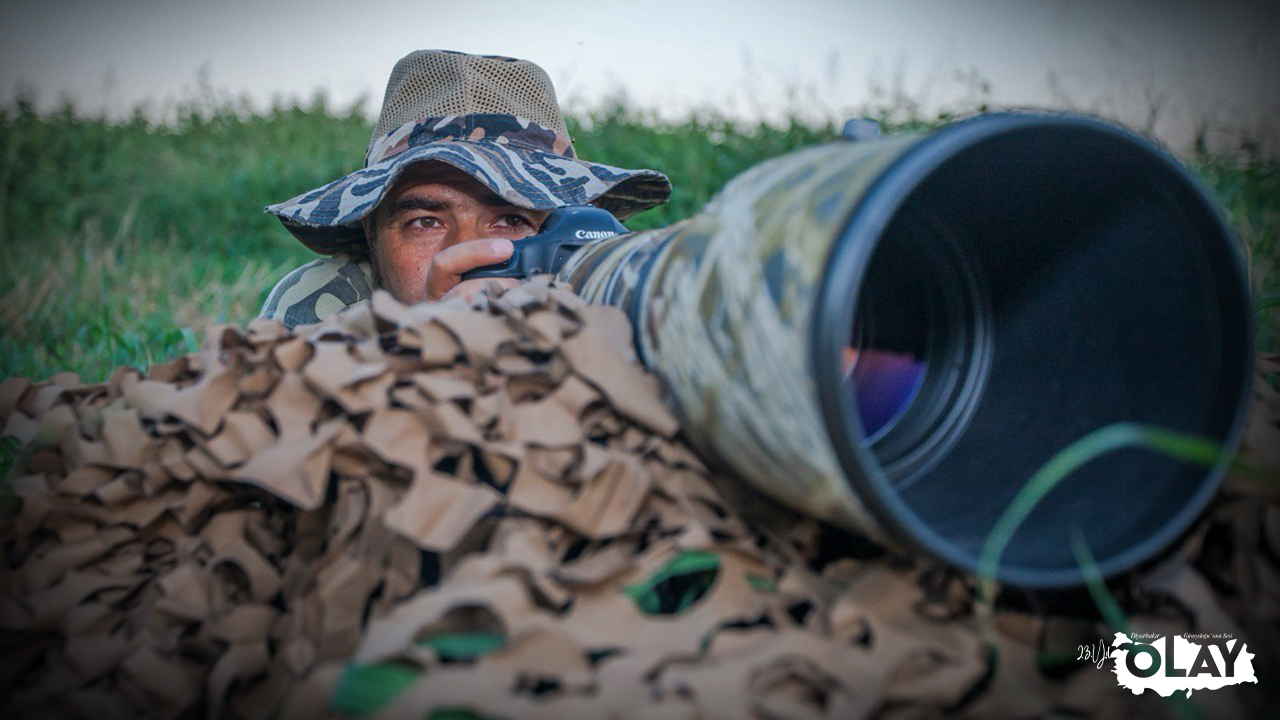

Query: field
[0,96,1276,382]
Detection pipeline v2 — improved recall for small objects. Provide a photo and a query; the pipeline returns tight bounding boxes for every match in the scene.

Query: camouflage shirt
[259,255,376,329]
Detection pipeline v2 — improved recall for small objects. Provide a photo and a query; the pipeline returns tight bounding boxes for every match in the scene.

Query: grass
[0,94,375,381]
[976,422,1277,597]
[970,421,1279,720]
[0,94,1276,382]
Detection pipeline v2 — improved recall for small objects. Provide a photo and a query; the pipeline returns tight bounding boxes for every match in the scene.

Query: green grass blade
[415,633,506,660]
[623,550,720,615]
[978,423,1147,583]
[331,661,422,717]
[0,436,20,483]
[1069,531,1132,635]
[1071,533,1207,720]
[974,422,1275,648]
[979,422,1274,584]
[0,436,21,516]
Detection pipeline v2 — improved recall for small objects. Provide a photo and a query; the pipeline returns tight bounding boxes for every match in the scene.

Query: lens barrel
[561,113,1254,587]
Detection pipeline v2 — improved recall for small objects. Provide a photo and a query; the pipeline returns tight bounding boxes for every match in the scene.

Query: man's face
[364,162,551,304]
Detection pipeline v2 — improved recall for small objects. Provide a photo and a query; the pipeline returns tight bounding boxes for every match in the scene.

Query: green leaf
[623,550,720,615]
[415,633,506,660]
[331,661,422,717]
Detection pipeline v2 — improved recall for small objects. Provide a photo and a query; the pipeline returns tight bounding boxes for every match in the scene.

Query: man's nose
[444,218,489,247]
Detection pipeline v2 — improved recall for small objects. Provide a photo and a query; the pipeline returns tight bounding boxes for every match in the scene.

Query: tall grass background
[0,89,1276,383]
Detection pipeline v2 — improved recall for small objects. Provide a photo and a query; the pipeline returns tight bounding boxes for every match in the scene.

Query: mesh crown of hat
[369,50,572,155]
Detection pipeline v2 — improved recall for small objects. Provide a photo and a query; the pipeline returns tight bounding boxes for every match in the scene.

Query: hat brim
[265,140,672,256]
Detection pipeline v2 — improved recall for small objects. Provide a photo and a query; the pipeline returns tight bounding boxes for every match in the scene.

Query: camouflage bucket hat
[266,50,673,256]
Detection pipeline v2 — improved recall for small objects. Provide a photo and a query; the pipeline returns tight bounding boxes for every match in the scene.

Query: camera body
[460,205,628,281]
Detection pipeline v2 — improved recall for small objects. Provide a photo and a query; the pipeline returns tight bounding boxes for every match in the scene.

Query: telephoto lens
[560,113,1253,588]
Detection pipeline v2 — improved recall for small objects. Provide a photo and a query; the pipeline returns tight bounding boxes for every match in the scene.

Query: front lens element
[844,349,926,440]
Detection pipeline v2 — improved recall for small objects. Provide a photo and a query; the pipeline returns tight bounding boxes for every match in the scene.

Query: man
[260,50,671,329]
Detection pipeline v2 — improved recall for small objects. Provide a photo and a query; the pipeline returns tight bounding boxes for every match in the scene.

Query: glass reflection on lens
[843,348,926,440]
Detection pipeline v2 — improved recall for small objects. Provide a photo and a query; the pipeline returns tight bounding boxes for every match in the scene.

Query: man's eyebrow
[389,196,450,216]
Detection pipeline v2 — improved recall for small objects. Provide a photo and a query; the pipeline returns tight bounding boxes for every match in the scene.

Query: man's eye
[495,214,532,228]
[407,217,440,229]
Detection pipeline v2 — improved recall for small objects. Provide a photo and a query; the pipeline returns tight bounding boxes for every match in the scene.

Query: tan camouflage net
[0,279,1277,719]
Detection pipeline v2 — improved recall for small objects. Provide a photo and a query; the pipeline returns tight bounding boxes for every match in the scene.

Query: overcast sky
[2,0,1276,154]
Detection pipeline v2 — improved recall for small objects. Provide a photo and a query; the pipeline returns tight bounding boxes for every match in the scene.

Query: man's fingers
[435,238,514,276]
[440,278,522,304]
[426,238,515,300]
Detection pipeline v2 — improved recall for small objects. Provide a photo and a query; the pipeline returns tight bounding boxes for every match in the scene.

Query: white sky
[1,0,1276,154]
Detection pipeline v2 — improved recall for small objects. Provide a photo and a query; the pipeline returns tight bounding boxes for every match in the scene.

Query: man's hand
[427,237,523,303]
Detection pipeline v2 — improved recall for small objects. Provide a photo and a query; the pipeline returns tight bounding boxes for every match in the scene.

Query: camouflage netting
[1,278,1277,719]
